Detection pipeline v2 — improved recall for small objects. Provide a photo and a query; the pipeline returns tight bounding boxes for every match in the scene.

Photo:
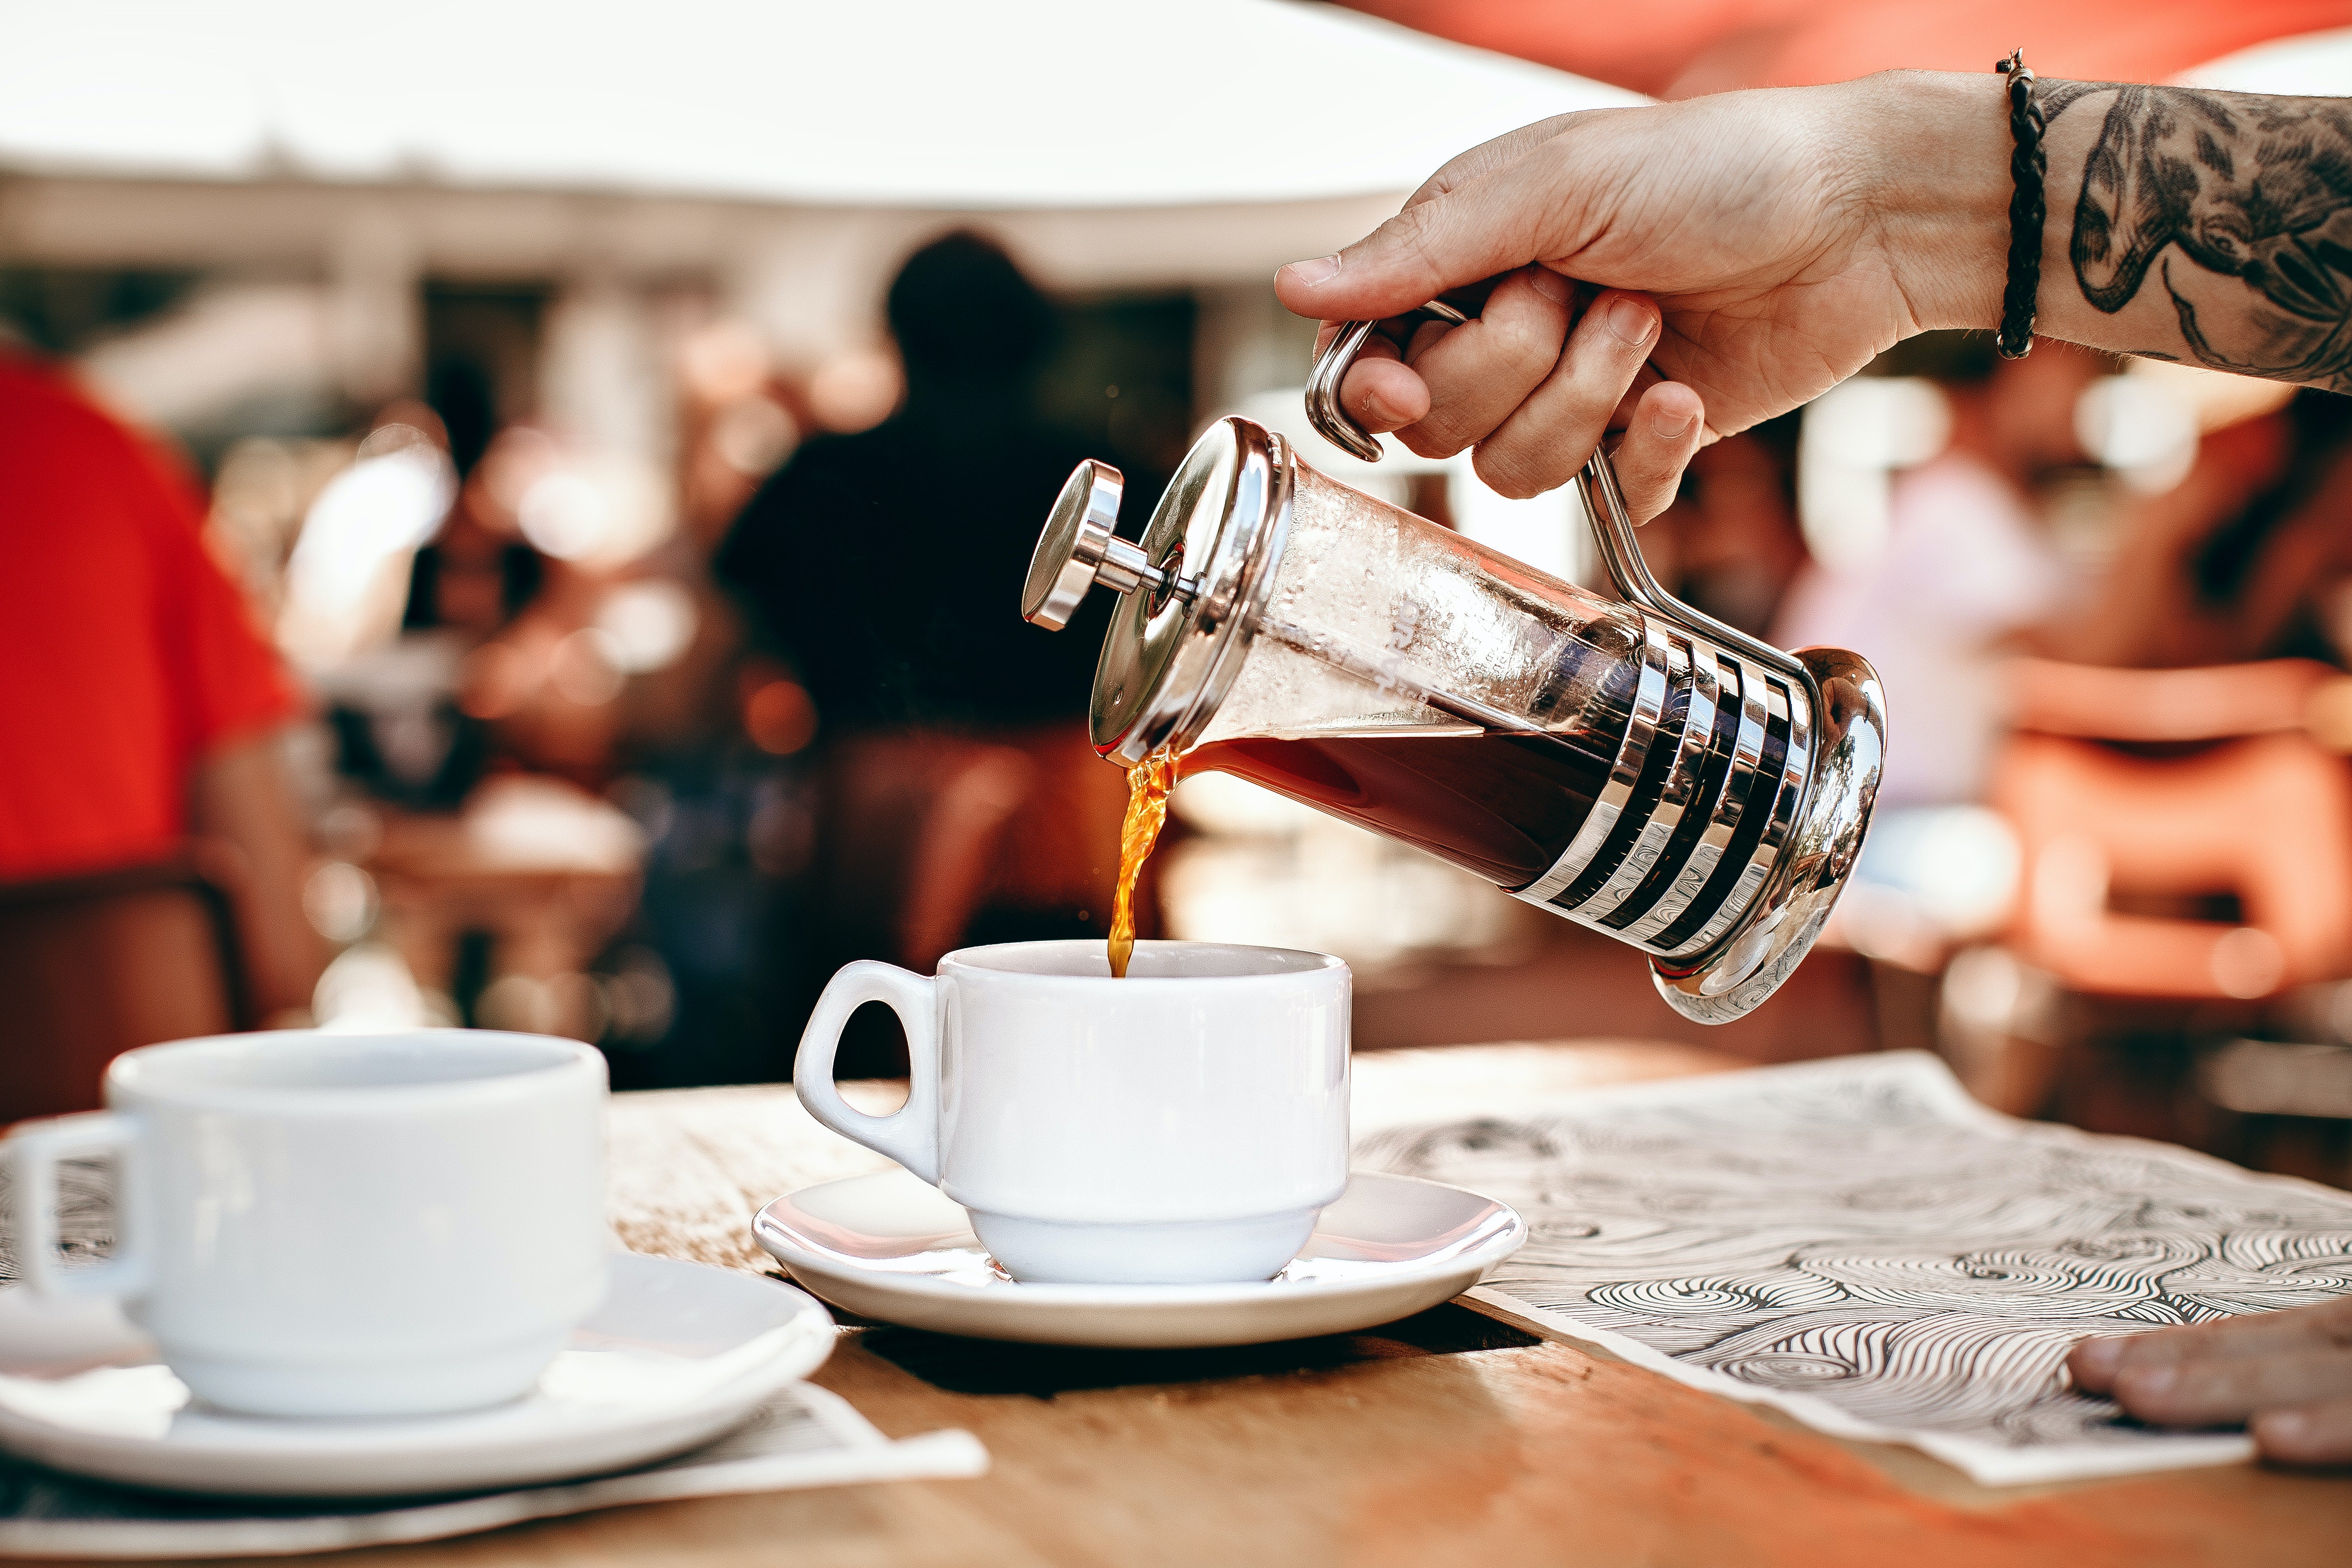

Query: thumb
[1275,146,1573,324]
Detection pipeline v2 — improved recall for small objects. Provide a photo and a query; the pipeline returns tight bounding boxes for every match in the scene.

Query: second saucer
[0,1253,836,1498]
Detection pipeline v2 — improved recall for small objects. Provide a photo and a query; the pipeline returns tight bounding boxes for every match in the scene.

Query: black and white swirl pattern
[0,1157,114,1283]
[1357,1052,2352,1467]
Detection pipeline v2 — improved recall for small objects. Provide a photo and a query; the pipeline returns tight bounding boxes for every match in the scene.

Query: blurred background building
[9,2,2352,1186]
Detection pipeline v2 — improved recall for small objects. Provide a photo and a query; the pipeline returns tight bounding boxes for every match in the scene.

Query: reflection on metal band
[1556,631,1719,924]
[1623,643,1769,948]
[1511,617,1672,906]
[1662,675,1811,960]
[1650,648,1880,1024]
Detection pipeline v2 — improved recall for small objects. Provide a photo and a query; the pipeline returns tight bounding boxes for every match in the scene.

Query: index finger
[1400,110,1593,210]
[2071,1298,2352,1390]
[1277,148,1582,331]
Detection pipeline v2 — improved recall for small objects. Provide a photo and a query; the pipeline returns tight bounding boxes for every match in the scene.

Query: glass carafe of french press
[1021,302,1884,1022]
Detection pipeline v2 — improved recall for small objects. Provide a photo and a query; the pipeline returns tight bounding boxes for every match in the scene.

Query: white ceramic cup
[794,940,1351,1286]
[3,1029,608,1418]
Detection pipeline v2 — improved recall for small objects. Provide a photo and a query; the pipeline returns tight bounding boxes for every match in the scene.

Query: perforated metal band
[1553,632,1720,924]
[1661,675,1812,960]
[1511,618,1672,907]
[1621,643,1769,947]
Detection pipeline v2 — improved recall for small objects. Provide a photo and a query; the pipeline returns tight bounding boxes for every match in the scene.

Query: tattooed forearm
[2046,82,2352,389]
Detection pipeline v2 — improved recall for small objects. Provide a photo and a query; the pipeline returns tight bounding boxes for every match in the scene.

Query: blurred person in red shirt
[0,349,322,1025]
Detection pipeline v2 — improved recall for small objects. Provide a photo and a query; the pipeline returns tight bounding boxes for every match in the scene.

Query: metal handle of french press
[1303,300,1818,701]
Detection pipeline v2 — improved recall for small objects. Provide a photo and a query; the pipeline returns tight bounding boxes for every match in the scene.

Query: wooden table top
[107,1042,2352,1568]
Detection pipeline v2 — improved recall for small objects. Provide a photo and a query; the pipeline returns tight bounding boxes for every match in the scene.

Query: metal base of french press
[1647,647,1885,1025]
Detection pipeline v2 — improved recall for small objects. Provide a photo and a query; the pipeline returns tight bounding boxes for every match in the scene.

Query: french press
[1020,301,1884,1022]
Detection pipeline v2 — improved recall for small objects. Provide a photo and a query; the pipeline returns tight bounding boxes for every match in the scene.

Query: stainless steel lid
[1021,416,1291,766]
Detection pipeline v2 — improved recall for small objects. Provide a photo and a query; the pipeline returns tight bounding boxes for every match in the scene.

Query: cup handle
[4,1112,151,1300]
[793,961,941,1184]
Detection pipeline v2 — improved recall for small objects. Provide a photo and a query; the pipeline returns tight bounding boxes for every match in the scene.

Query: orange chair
[1991,658,2352,1001]
[0,860,252,1127]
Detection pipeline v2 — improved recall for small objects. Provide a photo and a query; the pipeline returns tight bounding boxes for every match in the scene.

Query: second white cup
[3,1029,608,1418]
[794,940,1351,1285]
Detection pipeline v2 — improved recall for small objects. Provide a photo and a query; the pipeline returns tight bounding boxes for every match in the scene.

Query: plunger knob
[1022,459,1189,629]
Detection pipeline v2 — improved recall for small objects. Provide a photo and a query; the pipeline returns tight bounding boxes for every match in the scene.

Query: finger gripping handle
[1302,295,1810,694]
[4,1112,150,1300]
[792,962,941,1183]
[1303,300,1467,463]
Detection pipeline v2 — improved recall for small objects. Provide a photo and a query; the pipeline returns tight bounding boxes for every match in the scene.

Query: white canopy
[2182,26,2352,92]
[0,0,1636,209]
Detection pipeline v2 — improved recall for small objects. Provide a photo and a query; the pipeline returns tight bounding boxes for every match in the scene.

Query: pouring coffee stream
[1107,746,1179,979]
[1029,300,1885,1020]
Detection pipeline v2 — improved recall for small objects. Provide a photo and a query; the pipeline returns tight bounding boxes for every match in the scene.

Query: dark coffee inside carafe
[1185,623,1673,894]
[1188,731,1611,889]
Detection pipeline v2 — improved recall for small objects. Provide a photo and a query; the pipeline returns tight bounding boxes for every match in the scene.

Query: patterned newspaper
[1359,1050,2352,1485]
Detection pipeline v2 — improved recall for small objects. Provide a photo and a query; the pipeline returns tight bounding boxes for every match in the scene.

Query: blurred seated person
[0,349,322,1094]
[1775,337,2104,962]
[405,447,544,644]
[1775,336,2104,809]
[2061,390,2352,671]
[717,233,1135,1066]
[1977,393,2352,1060]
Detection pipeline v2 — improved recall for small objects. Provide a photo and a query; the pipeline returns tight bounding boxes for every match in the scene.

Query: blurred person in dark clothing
[717,233,1143,1071]
[718,232,1110,733]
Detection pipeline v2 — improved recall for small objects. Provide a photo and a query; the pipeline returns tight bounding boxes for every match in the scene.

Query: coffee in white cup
[3,1029,607,1418]
[794,940,1350,1285]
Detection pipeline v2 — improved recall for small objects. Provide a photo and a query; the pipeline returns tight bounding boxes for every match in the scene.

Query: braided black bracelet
[1994,49,2046,359]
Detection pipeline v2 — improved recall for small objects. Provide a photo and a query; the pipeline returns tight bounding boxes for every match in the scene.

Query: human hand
[1279,73,2010,516]
[2067,1296,2352,1465]
[1318,265,1707,522]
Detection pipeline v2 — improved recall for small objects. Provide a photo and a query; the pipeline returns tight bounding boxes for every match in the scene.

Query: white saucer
[0,1253,835,1498]
[753,1170,1523,1348]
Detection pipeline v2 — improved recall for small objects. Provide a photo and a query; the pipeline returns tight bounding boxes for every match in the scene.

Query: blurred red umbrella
[1344,1,2352,97]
